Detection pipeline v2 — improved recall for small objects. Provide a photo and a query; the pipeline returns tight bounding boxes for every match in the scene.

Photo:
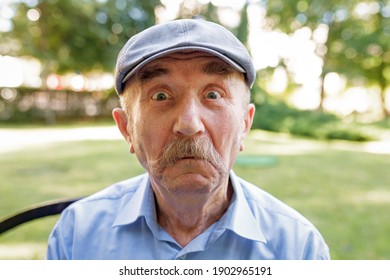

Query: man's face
[115,51,255,196]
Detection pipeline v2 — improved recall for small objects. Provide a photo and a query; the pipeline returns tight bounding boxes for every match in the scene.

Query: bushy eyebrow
[138,67,169,84]
[201,61,235,76]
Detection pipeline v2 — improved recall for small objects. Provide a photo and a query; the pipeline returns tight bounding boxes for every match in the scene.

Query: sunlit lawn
[0,128,389,259]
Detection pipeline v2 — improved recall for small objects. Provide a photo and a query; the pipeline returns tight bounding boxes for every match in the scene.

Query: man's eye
[152,92,169,101]
[206,91,222,99]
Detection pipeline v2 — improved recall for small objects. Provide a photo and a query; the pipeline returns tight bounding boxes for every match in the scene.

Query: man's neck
[153,180,233,247]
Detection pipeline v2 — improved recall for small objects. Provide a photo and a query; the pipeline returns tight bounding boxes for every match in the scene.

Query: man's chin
[155,162,225,192]
[160,173,219,195]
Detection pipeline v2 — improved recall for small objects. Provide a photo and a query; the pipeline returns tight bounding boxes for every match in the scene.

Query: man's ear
[240,104,255,152]
[112,108,135,154]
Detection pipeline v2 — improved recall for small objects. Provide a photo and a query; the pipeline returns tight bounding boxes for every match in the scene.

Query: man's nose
[173,98,205,136]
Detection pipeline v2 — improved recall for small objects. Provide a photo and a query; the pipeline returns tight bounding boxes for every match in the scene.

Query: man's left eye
[206,91,222,99]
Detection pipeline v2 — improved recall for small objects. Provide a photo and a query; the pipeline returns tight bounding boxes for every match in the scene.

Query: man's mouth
[181,156,196,160]
[176,155,208,162]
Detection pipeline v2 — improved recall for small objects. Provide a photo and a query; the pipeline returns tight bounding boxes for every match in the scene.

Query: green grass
[0,129,389,259]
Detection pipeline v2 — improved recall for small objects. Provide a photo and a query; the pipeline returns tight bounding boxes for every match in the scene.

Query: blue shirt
[47,171,330,260]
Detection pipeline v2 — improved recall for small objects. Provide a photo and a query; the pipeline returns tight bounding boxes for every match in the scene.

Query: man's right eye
[152,92,169,101]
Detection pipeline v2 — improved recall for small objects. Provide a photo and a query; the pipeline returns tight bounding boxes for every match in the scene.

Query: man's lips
[175,156,208,163]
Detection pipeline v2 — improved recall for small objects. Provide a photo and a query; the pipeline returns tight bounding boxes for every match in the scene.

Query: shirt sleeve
[302,228,331,260]
[46,207,75,260]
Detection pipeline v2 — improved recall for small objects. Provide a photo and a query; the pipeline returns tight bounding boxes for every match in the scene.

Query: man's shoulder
[234,175,330,259]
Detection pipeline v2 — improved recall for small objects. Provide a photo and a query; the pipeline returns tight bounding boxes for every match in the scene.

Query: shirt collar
[221,170,266,243]
[112,171,266,243]
[112,174,157,228]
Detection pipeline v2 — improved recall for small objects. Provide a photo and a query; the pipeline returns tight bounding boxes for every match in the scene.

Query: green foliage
[372,116,390,130]
[3,0,159,74]
[0,87,118,124]
[252,99,374,141]
[264,0,390,115]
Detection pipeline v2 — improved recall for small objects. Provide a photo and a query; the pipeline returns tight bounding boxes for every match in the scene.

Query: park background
[0,0,389,259]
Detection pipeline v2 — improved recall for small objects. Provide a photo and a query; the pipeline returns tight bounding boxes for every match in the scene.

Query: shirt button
[179,254,187,260]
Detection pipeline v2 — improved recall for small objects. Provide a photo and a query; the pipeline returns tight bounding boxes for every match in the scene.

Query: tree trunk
[318,72,326,112]
[380,87,389,117]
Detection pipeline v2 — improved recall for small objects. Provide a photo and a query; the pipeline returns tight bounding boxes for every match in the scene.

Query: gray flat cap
[115,19,256,94]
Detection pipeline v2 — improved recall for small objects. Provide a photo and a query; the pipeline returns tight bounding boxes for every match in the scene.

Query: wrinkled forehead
[130,51,241,84]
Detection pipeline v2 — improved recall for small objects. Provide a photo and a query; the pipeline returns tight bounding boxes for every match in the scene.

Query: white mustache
[148,137,227,174]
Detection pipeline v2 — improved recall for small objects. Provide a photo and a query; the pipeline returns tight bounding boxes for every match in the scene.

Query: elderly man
[47,19,329,260]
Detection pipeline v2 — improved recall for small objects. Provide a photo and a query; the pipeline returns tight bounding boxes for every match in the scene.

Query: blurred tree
[2,0,159,77]
[265,0,390,117]
[175,0,250,43]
